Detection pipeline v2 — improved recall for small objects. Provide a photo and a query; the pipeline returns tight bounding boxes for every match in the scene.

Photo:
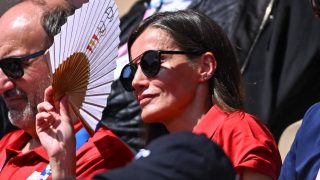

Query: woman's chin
[141,111,162,123]
[141,116,159,123]
[140,104,172,123]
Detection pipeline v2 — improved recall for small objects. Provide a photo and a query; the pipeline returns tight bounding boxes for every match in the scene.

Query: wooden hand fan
[46,0,120,134]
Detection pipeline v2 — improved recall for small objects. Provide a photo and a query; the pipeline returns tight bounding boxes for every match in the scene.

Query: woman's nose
[132,65,149,91]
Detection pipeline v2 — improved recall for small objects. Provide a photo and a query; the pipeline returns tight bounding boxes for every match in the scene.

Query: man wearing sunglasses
[0,1,133,179]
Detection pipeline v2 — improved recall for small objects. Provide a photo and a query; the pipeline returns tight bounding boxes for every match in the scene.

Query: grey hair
[41,6,74,42]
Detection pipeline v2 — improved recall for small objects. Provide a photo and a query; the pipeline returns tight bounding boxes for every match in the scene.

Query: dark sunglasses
[120,50,203,91]
[0,50,46,79]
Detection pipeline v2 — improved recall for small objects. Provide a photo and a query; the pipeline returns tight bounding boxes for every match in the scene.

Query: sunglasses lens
[120,64,136,91]
[1,59,24,79]
[140,51,160,77]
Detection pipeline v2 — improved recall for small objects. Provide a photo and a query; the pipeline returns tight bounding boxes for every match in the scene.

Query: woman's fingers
[37,101,54,113]
[36,111,54,129]
[44,86,54,103]
[59,96,72,124]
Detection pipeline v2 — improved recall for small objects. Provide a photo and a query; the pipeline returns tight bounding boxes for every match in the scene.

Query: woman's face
[131,27,200,123]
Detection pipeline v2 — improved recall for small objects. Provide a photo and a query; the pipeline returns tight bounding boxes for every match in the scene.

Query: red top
[0,122,133,179]
[193,105,282,180]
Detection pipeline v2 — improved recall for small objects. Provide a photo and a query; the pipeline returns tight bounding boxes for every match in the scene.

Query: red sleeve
[213,112,282,180]
[75,127,133,179]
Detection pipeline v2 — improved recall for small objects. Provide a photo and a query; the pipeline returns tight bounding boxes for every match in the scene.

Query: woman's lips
[137,94,155,106]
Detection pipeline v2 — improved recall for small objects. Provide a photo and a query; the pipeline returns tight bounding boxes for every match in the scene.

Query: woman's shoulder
[213,107,281,179]
[218,108,275,141]
[218,107,267,129]
[195,105,275,143]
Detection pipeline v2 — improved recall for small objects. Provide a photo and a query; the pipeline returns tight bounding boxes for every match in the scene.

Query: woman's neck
[164,85,212,133]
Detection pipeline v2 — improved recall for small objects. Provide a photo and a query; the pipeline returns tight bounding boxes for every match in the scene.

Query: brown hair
[128,10,244,111]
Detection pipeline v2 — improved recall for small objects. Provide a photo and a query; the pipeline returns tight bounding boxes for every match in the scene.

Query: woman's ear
[197,52,217,82]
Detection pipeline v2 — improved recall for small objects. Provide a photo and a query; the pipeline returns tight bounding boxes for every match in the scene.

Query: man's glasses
[120,50,203,91]
[0,50,46,80]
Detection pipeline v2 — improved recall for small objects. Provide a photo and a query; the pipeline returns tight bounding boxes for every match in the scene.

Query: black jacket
[242,0,320,140]
[101,80,145,153]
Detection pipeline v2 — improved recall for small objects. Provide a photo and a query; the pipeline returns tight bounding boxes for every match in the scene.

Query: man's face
[0,55,50,131]
[0,7,50,132]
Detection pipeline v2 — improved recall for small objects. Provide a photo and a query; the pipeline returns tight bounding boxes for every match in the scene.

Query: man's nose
[0,69,15,95]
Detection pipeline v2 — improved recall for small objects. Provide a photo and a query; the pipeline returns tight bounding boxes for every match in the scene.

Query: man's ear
[197,52,217,82]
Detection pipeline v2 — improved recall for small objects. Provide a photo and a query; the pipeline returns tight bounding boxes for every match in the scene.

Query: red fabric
[193,105,282,180]
[0,122,133,179]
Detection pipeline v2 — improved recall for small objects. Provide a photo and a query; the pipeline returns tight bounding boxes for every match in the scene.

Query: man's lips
[3,96,26,107]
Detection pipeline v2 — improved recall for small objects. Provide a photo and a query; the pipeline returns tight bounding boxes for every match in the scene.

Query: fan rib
[47,0,121,132]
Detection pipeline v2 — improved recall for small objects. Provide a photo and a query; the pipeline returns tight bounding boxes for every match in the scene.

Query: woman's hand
[36,86,76,179]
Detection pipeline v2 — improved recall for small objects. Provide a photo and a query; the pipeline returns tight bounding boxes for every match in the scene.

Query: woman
[119,9,281,179]
[37,10,281,179]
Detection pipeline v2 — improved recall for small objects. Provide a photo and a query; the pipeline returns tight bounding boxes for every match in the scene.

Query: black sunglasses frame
[120,50,203,91]
[0,50,46,80]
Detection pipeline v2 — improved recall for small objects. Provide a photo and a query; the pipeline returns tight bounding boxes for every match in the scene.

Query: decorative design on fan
[47,0,120,134]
